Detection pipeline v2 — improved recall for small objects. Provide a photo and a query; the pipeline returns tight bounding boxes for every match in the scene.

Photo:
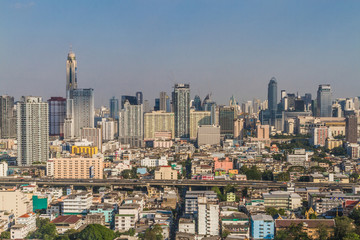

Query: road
[0,177,355,189]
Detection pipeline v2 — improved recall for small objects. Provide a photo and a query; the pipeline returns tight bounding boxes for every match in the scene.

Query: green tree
[350,208,360,226]
[77,224,115,240]
[276,172,290,181]
[334,216,355,240]
[262,170,274,181]
[274,223,311,240]
[316,224,329,240]
[142,224,163,240]
[222,229,230,238]
[0,231,10,239]
[331,146,347,156]
[344,232,360,240]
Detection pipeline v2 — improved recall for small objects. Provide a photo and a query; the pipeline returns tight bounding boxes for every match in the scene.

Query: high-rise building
[173,84,190,139]
[144,111,174,140]
[136,91,143,105]
[121,95,137,109]
[346,114,358,143]
[118,100,144,147]
[68,89,95,138]
[109,97,119,120]
[0,95,16,139]
[66,50,77,96]
[48,97,66,137]
[219,106,235,137]
[189,110,211,140]
[159,92,169,111]
[193,95,202,111]
[81,127,102,150]
[17,96,49,166]
[154,98,160,111]
[268,77,278,125]
[317,84,332,117]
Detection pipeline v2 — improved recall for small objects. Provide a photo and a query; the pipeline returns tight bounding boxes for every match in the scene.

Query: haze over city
[1,0,360,106]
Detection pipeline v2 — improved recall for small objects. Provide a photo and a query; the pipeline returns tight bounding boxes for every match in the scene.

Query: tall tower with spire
[66,48,77,96]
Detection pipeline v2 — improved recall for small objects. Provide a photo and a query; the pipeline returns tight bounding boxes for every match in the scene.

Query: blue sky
[1,0,360,106]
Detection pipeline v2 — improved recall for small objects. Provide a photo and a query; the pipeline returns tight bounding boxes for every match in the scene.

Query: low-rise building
[51,215,84,234]
[263,191,301,210]
[62,192,93,215]
[251,214,274,240]
[154,166,178,180]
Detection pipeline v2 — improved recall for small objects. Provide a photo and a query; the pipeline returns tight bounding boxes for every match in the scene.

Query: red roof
[19,212,35,218]
[51,215,82,224]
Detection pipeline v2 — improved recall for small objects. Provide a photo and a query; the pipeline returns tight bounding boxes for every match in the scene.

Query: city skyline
[1,0,360,106]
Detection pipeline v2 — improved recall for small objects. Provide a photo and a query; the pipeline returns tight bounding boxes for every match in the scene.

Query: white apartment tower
[197,196,219,236]
[118,100,143,147]
[17,96,49,166]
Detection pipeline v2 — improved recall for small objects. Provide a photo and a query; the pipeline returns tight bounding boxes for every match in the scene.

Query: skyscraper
[159,92,168,111]
[219,106,235,137]
[136,91,143,105]
[118,100,144,147]
[346,114,358,143]
[172,84,190,139]
[66,50,77,96]
[0,95,16,139]
[48,97,66,137]
[17,96,49,166]
[121,95,137,109]
[69,89,95,137]
[268,77,278,125]
[317,84,332,117]
[109,97,119,120]
[193,95,202,111]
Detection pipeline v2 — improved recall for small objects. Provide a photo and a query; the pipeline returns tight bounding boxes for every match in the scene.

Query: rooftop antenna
[69,44,73,53]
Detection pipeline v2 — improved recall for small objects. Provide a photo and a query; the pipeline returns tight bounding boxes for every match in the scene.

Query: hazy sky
[1,0,360,107]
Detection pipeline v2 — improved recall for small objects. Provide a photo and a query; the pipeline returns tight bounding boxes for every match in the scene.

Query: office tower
[154,98,160,111]
[317,84,332,117]
[136,91,143,105]
[17,96,49,166]
[303,93,312,105]
[0,95,16,139]
[346,114,358,143]
[173,84,190,139]
[121,95,137,109]
[68,89,95,138]
[48,97,66,137]
[294,99,305,112]
[81,127,102,150]
[197,196,219,236]
[219,106,235,137]
[193,95,202,111]
[281,90,287,100]
[118,100,144,147]
[189,110,211,140]
[144,111,174,140]
[159,92,169,111]
[109,97,119,120]
[268,77,278,125]
[66,50,77,96]
[287,93,296,110]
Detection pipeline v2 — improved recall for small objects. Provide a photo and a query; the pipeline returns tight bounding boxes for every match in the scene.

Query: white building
[115,204,140,232]
[67,88,95,138]
[263,191,302,210]
[141,156,168,167]
[0,162,8,177]
[178,217,195,234]
[118,100,144,147]
[98,119,116,141]
[287,149,309,167]
[17,96,49,165]
[17,212,36,233]
[185,191,218,214]
[0,189,32,217]
[81,127,102,151]
[197,196,219,236]
[62,192,92,215]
